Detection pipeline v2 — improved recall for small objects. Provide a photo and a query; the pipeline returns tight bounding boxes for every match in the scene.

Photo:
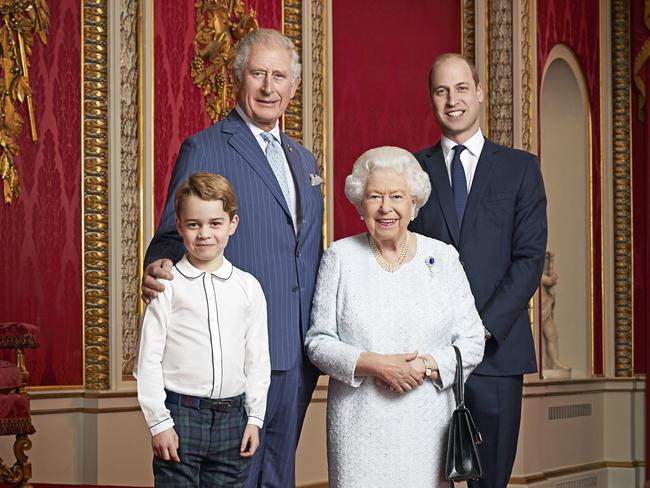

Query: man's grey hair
[232,28,301,84]
[345,146,432,217]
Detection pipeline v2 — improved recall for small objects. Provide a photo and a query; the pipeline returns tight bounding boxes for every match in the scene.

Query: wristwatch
[419,356,432,378]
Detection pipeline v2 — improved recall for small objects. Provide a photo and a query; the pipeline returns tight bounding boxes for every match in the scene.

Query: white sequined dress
[305,233,485,488]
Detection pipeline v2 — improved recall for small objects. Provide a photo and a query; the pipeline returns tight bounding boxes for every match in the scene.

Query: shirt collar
[235,104,281,142]
[175,254,234,280]
[441,128,484,160]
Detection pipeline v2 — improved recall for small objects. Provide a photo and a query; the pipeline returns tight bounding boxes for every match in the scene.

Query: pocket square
[309,173,323,186]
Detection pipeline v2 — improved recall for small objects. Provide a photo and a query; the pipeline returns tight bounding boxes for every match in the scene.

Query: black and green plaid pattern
[153,393,251,487]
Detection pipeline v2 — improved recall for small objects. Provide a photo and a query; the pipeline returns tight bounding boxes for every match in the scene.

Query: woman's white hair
[344,146,432,217]
[232,29,302,85]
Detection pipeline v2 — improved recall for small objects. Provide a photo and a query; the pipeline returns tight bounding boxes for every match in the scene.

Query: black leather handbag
[445,345,483,483]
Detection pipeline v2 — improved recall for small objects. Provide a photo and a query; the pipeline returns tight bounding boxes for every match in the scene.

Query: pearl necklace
[368,232,411,272]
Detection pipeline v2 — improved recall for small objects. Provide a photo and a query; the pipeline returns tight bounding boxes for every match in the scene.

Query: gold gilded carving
[83,0,110,390]
[520,0,533,152]
[311,0,327,246]
[120,0,142,379]
[487,0,513,146]
[0,0,49,204]
[191,0,258,122]
[284,0,302,142]
[633,0,650,121]
[612,0,633,376]
[462,0,475,63]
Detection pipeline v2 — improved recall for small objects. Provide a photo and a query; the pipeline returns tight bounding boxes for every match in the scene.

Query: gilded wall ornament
[0,0,49,204]
[191,0,258,122]
[633,0,650,121]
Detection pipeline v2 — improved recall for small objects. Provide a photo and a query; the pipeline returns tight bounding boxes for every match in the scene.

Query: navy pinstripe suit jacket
[145,110,324,371]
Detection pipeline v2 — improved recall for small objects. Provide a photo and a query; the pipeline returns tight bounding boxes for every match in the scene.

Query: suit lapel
[424,144,460,245]
[222,111,292,219]
[459,139,498,243]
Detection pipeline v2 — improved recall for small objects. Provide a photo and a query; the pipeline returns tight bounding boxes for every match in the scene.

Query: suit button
[292,286,299,292]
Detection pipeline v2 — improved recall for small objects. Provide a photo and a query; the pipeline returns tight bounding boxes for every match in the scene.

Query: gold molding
[520,0,533,152]
[487,0,513,146]
[311,0,327,247]
[461,0,475,63]
[611,0,633,377]
[283,0,303,143]
[120,0,143,380]
[82,0,110,390]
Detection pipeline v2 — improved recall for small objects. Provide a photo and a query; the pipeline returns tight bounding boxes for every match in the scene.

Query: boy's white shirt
[134,255,271,436]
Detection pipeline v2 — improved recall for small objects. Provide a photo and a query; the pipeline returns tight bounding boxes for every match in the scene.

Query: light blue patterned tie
[261,132,291,206]
[451,144,468,225]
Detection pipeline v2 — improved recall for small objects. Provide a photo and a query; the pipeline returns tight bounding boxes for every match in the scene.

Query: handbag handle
[452,345,464,407]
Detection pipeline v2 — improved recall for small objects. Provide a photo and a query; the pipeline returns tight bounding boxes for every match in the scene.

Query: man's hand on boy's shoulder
[240,424,260,458]
[152,426,180,462]
[142,258,174,304]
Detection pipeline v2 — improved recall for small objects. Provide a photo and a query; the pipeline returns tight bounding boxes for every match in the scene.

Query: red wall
[331,0,461,239]
[537,0,604,375]
[153,1,282,224]
[631,0,649,377]
[0,1,82,386]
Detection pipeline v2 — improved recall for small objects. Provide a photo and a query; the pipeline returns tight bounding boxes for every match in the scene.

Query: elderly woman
[305,146,485,487]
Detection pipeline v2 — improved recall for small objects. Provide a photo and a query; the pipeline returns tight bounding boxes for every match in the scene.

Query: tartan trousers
[153,392,251,487]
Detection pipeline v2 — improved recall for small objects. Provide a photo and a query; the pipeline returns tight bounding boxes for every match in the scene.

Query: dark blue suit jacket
[145,110,324,372]
[410,139,547,375]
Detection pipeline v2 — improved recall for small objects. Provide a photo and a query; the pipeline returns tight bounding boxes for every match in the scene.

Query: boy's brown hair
[174,172,238,219]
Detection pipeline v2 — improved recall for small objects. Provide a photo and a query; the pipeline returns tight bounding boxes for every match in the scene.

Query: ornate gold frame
[462,0,476,63]
[486,0,514,146]
[82,0,110,390]
[611,0,633,377]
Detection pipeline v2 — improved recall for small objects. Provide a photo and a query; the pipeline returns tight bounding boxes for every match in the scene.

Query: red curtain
[537,0,603,374]
[0,1,83,386]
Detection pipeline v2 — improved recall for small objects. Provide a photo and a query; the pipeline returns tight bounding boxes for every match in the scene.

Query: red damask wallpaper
[153,0,282,224]
[332,0,461,239]
[537,0,603,375]
[631,1,649,378]
[0,1,82,386]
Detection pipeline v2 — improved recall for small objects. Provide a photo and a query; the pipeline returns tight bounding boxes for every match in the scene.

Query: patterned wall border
[283,0,303,143]
[611,0,633,377]
[521,0,533,152]
[82,0,110,390]
[120,0,143,380]
[487,0,514,146]
[462,0,476,63]
[310,0,327,246]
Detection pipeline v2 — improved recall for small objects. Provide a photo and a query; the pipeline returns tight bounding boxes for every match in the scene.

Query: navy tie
[451,144,468,225]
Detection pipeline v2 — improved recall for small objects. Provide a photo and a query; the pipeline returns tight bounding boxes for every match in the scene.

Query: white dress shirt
[135,255,271,436]
[235,105,299,232]
[441,128,485,191]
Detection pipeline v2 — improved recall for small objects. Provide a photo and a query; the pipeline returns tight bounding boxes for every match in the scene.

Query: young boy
[135,172,270,487]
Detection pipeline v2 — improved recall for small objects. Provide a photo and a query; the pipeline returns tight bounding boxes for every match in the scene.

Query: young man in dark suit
[141,29,323,488]
[410,53,547,488]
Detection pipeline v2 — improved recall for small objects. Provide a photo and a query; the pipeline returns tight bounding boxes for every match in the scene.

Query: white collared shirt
[235,105,299,232]
[135,255,271,436]
[441,128,485,191]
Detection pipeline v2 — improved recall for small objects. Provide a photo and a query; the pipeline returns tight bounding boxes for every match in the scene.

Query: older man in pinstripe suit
[142,29,323,488]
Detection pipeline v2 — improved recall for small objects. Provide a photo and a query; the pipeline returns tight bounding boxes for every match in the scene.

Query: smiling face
[360,169,416,247]
[429,55,484,144]
[236,42,299,131]
[176,196,239,272]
